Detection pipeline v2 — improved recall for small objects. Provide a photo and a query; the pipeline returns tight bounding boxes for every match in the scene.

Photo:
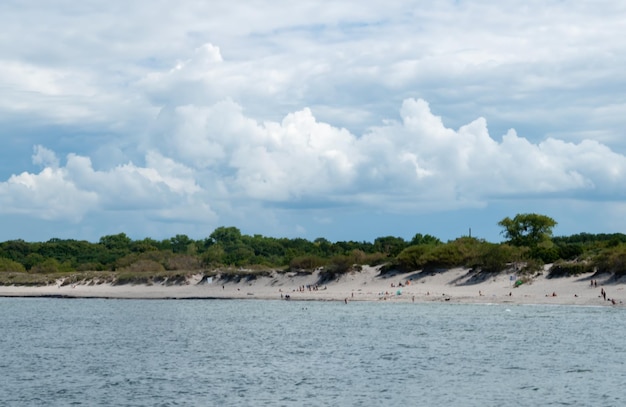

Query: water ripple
[1,299,625,406]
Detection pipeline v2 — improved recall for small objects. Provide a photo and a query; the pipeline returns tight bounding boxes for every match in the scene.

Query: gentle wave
[1,299,625,406]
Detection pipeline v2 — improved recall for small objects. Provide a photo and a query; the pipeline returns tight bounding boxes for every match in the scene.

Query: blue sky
[1,1,626,244]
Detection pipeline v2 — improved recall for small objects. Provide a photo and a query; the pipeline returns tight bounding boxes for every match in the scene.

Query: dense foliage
[1,215,625,284]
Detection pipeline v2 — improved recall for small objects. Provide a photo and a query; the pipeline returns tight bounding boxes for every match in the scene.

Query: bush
[115,272,151,285]
[477,244,521,273]
[326,255,353,274]
[289,255,326,271]
[548,261,595,278]
[531,246,560,263]
[0,272,55,286]
[29,258,73,274]
[557,244,584,260]
[119,259,165,273]
[420,237,482,269]
[75,262,106,272]
[520,258,544,274]
[396,245,433,271]
[0,257,26,273]
[165,254,202,271]
[361,252,387,266]
[594,246,626,276]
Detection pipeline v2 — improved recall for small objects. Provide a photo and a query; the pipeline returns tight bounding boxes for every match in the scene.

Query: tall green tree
[498,213,557,247]
[374,236,408,257]
[410,233,442,246]
[99,233,132,251]
[207,227,242,247]
[170,234,194,254]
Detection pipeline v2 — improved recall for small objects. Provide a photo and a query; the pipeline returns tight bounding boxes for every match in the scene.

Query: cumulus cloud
[2,95,626,228]
[356,99,626,206]
[0,168,98,222]
[2,1,626,241]
[147,96,626,213]
[1,92,626,245]
[0,148,213,223]
[32,145,59,169]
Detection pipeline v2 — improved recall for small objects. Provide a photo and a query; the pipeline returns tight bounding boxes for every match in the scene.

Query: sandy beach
[0,266,623,306]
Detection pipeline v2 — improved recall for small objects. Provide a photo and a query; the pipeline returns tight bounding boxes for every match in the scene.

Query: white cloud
[0,167,98,221]
[32,145,59,169]
[0,148,213,223]
[3,95,626,230]
[1,1,626,241]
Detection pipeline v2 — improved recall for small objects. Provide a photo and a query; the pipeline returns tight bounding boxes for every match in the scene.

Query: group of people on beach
[599,287,619,304]
[390,280,411,288]
[595,282,621,305]
[295,284,322,292]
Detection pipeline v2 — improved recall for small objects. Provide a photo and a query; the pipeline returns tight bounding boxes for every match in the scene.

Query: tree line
[1,214,626,282]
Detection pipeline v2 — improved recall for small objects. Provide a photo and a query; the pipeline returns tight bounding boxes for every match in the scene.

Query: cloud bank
[2,94,625,231]
[1,1,625,241]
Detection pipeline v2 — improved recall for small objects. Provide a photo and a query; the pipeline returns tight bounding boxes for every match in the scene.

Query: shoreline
[1,266,623,307]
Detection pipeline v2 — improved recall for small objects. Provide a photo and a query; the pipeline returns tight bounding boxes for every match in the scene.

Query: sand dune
[1,266,623,306]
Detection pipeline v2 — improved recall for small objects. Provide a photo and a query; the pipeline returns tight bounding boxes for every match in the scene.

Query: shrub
[477,244,521,273]
[530,246,560,263]
[396,245,433,271]
[557,244,584,260]
[594,246,626,276]
[548,261,595,278]
[520,258,544,274]
[289,255,325,271]
[0,272,55,286]
[420,237,482,269]
[115,272,151,285]
[326,255,353,274]
[0,257,26,273]
[75,262,106,272]
[119,259,165,273]
[165,254,202,271]
[361,252,387,266]
[29,258,73,274]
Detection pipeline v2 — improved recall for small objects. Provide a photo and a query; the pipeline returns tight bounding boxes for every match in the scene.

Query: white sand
[0,266,623,306]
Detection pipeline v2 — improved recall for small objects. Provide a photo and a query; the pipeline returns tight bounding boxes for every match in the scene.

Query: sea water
[1,298,624,406]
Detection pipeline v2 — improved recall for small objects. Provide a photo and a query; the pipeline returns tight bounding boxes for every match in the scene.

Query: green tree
[0,239,32,263]
[374,236,408,257]
[207,227,242,247]
[498,213,557,247]
[99,233,132,251]
[170,234,194,254]
[131,238,161,253]
[410,233,442,246]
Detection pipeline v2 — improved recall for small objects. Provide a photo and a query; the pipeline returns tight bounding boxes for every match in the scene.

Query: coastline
[0,266,623,306]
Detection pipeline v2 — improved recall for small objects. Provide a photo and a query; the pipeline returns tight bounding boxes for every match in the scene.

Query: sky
[1,0,626,244]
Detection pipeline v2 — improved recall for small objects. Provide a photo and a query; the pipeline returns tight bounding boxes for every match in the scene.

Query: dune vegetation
[1,214,625,286]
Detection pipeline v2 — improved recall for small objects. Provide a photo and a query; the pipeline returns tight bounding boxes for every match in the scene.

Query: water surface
[1,298,624,406]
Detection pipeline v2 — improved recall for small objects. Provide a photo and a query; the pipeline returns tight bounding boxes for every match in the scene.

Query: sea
[1,298,624,407]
